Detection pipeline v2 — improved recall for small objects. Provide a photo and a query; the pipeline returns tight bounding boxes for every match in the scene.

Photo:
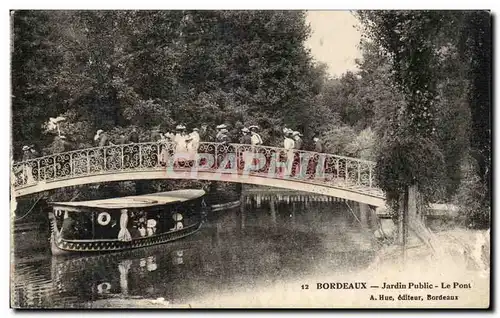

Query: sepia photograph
[9,9,491,309]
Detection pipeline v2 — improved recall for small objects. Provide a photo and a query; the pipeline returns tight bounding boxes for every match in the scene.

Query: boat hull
[50,221,203,255]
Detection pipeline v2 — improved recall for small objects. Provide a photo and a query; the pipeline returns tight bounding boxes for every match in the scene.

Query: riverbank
[186,228,489,308]
[84,227,489,309]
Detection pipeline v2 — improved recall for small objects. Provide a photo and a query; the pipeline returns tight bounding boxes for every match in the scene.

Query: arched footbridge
[11,142,386,207]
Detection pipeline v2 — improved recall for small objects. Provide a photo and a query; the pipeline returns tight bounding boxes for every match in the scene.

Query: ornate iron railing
[11,142,381,196]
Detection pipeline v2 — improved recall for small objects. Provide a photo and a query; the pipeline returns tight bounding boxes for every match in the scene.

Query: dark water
[12,194,379,308]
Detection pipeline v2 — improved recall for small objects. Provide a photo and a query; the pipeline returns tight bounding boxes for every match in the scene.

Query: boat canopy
[51,189,206,210]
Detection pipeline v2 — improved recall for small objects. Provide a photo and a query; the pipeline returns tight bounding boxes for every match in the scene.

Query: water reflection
[13,194,378,308]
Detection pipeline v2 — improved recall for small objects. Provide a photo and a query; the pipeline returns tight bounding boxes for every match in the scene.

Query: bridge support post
[239,199,246,230]
[359,203,369,228]
[270,196,277,226]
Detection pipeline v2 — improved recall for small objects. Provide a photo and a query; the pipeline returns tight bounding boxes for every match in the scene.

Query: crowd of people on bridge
[17,121,325,184]
[90,123,323,154]
[20,121,324,159]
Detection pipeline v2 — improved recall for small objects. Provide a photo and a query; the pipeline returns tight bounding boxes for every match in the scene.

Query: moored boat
[49,189,207,255]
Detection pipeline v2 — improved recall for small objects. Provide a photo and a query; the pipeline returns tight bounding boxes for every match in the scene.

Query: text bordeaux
[317,282,367,290]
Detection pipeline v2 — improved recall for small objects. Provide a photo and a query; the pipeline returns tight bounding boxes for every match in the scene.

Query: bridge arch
[11,142,385,207]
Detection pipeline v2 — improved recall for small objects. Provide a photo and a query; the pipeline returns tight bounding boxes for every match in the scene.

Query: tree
[461,11,491,206]
[357,10,491,229]
[12,10,323,156]
[358,11,462,206]
[11,11,64,155]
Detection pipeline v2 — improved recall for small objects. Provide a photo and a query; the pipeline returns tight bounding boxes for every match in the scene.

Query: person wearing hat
[292,131,304,176]
[94,129,103,143]
[217,128,230,144]
[215,124,227,142]
[28,145,39,158]
[292,131,303,150]
[283,131,295,151]
[51,135,72,153]
[173,124,189,167]
[238,127,252,170]
[313,135,323,153]
[187,127,200,155]
[308,134,324,178]
[283,131,295,177]
[239,127,251,145]
[199,124,210,141]
[22,146,32,158]
[162,131,175,141]
[249,125,263,146]
[174,124,187,147]
[117,133,128,145]
[129,127,139,144]
[21,145,35,184]
[94,129,110,147]
[159,132,172,167]
[231,121,244,140]
[151,126,162,142]
[282,127,292,136]
[214,128,231,168]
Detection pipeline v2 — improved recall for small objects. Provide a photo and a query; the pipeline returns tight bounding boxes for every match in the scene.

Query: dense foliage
[12,10,324,157]
[357,10,491,227]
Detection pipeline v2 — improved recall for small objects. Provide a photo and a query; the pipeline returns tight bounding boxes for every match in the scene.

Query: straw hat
[192,127,199,132]
[248,125,259,130]
[22,145,30,151]
[216,124,227,129]
[175,124,186,130]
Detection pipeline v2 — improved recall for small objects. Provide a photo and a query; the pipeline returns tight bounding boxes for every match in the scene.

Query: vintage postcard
[10,10,491,309]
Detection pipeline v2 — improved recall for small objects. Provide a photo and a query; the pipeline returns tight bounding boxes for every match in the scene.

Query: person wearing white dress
[159,132,173,166]
[174,125,188,153]
[22,145,35,184]
[246,125,263,169]
[249,125,263,146]
[173,125,189,166]
[187,127,200,155]
[283,131,295,176]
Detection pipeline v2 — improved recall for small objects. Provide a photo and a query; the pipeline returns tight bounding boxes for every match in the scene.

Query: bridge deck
[11,142,385,206]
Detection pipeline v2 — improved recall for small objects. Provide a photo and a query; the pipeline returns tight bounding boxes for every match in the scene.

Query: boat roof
[51,189,205,210]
